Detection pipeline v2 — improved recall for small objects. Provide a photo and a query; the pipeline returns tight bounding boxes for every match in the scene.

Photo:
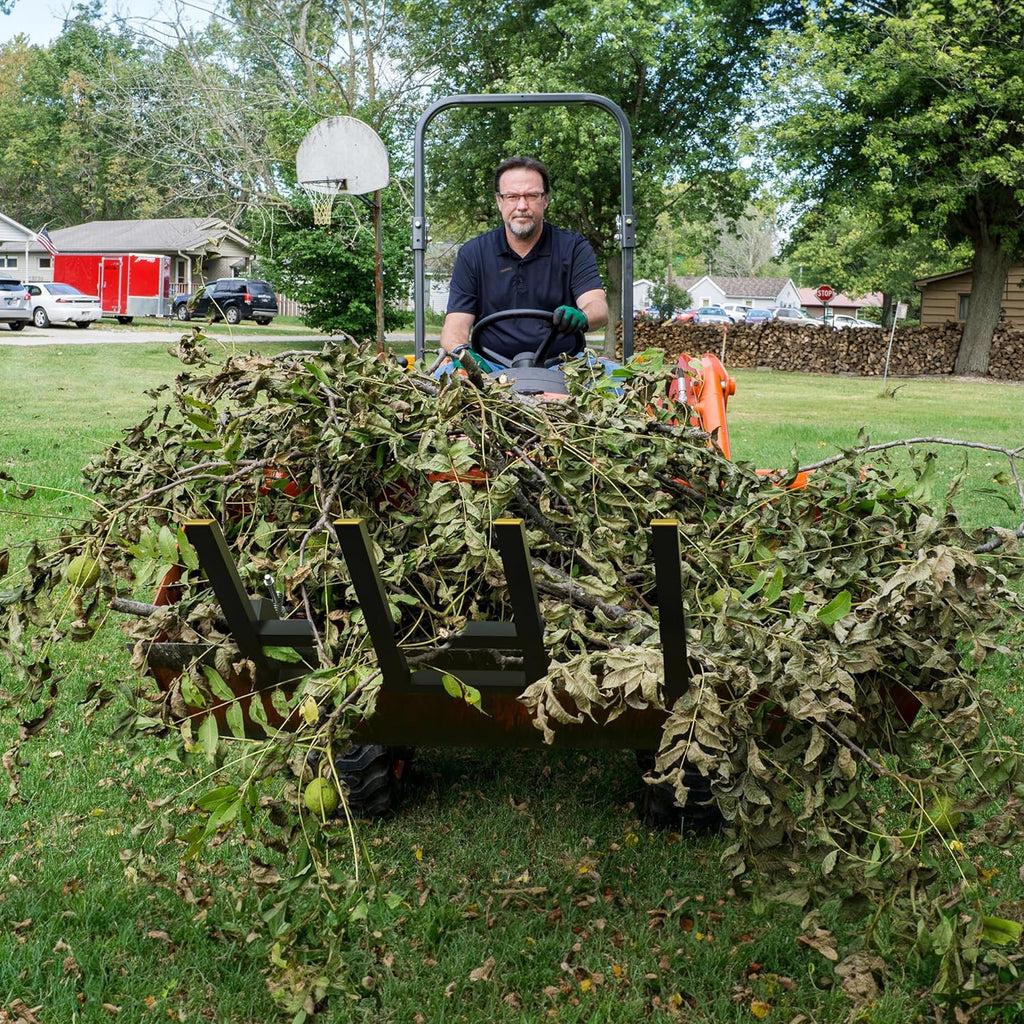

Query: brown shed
[915,264,1024,327]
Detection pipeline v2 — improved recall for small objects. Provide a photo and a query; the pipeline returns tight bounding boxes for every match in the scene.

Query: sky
[0,0,212,46]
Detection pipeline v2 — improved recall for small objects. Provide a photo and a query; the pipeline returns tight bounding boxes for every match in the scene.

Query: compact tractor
[130,96,930,831]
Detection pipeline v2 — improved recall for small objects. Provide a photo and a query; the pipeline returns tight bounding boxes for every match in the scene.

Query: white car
[24,281,102,328]
[0,278,31,331]
[719,303,750,323]
[830,313,882,329]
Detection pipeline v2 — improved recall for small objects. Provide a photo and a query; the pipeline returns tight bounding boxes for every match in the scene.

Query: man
[439,157,609,366]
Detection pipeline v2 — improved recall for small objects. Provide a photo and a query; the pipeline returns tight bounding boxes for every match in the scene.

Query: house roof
[913,267,971,288]
[47,218,252,255]
[0,212,34,244]
[671,274,794,300]
[797,287,883,309]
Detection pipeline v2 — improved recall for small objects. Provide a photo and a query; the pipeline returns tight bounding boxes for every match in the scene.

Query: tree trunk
[954,238,1013,376]
[603,253,622,358]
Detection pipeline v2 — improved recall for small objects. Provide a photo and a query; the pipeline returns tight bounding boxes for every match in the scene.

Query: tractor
[128,95,931,833]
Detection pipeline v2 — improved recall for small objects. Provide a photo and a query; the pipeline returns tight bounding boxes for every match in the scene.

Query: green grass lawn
[2,342,1023,1022]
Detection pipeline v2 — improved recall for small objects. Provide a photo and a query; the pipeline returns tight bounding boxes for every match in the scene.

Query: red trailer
[52,253,172,323]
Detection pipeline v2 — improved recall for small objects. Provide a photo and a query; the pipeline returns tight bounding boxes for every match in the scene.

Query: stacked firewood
[624,318,1024,379]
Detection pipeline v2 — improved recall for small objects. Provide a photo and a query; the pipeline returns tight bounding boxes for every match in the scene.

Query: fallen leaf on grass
[796,927,838,961]
[469,956,496,982]
[834,952,886,1007]
[3,999,44,1024]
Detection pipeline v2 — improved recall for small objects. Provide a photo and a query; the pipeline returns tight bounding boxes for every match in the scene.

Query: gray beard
[509,217,538,240]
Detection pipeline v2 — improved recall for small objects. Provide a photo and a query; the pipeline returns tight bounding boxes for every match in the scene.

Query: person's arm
[576,287,608,333]
[439,311,476,355]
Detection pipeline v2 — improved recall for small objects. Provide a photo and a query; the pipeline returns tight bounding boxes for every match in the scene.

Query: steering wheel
[469,308,587,369]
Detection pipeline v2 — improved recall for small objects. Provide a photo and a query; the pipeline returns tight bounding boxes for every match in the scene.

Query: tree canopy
[3,0,1023,367]
[397,0,788,351]
[763,0,1024,371]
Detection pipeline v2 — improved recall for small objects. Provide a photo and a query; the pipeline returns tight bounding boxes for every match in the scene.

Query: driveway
[0,322,422,346]
[0,321,323,346]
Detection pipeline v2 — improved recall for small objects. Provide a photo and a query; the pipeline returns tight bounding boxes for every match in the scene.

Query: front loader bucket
[140,517,692,747]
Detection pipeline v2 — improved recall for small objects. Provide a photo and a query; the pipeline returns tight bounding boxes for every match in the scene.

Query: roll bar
[412,93,635,360]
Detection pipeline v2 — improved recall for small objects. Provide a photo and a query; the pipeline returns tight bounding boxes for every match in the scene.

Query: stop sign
[815,285,835,303]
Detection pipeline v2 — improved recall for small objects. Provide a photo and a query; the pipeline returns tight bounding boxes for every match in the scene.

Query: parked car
[674,308,698,322]
[172,278,278,325]
[720,303,749,323]
[0,278,31,331]
[829,313,882,329]
[693,306,733,326]
[769,306,822,327]
[23,281,102,328]
[744,307,773,325]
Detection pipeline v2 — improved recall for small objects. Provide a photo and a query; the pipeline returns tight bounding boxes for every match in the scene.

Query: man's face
[496,168,549,242]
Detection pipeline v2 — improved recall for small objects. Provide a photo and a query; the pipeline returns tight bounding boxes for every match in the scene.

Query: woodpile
[622,318,1024,380]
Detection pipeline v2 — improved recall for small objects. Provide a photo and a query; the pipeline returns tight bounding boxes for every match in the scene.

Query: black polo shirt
[446,222,603,361]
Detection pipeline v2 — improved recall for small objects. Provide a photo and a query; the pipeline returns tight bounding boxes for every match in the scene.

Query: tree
[647,280,690,317]
[0,5,163,228]
[782,204,970,323]
[397,0,789,354]
[764,1,1024,374]
[260,193,411,336]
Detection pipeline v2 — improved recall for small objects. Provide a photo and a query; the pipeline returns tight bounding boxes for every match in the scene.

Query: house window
[958,294,970,320]
[39,256,51,270]
[1,255,16,269]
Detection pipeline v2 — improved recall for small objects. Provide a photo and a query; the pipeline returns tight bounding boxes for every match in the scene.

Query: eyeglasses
[496,191,547,204]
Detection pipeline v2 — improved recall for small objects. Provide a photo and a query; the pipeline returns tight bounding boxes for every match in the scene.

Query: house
[668,275,801,311]
[0,213,38,275]
[797,287,883,320]
[0,217,258,297]
[634,278,656,311]
[914,264,1024,327]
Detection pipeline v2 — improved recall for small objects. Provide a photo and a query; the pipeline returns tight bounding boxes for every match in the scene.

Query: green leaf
[202,665,236,703]
[195,784,239,811]
[982,917,1023,945]
[441,672,483,710]
[158,525,179,564]
[817,590,852,626]
[198,714,219,760]
[264,645,305,663]
[225,699,246,739]
[184,411,218,432]
[762,565,785,606]
[180,671,206,709]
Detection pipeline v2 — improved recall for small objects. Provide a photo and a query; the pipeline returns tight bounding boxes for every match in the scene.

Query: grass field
[2,340,1023,1023]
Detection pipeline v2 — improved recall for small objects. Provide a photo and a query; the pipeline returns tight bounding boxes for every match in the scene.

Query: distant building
[668,274,801,311]
[914,265,1024,327]
[797,288,883,320]
[0,216,258,297]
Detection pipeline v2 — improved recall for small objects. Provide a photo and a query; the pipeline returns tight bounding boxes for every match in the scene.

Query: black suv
[0,278,31,331]
[173,278,278,326]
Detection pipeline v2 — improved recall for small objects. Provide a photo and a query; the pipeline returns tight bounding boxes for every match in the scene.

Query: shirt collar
[500,221,550,261]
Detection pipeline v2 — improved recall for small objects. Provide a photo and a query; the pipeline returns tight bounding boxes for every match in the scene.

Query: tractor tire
[636,751,725,833]
[333,744,413,818]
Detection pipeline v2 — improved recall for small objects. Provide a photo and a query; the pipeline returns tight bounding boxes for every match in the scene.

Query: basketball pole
[373,189,385,355]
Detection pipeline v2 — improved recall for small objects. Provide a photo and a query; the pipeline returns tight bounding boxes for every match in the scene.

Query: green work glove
[552,305,589,334]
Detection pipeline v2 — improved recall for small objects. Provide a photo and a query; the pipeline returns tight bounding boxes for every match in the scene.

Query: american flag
[35,226,59,256]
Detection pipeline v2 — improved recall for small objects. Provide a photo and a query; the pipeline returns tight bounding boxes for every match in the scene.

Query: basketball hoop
[299,179,346,227]
[295,117,390,226]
